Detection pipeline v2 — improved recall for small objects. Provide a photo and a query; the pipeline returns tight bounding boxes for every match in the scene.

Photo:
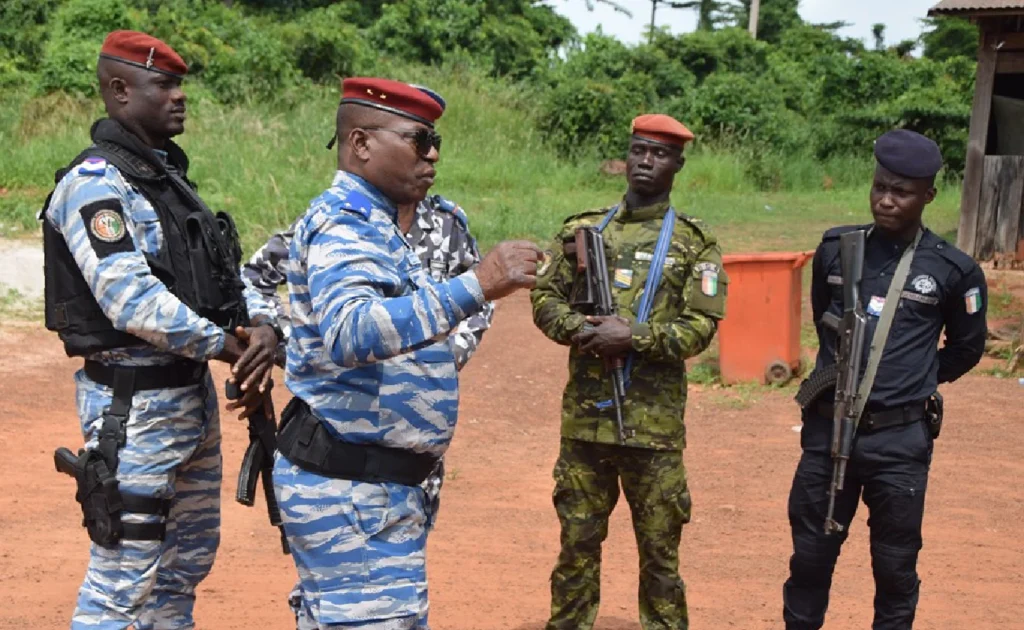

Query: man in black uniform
[783,129,988,630]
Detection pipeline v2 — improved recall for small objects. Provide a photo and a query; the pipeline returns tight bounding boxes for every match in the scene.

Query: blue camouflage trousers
[273,452,430,629]
[70,368,221,630]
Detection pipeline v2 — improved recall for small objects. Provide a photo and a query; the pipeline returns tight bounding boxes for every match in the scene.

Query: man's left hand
[230,324,278,394]
[573,315,632,357]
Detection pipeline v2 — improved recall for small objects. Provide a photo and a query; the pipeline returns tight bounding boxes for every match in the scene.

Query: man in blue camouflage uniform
[272,77,540,629]
[783,130,988,629]
[244,91,494,626]
[42,31,280,630]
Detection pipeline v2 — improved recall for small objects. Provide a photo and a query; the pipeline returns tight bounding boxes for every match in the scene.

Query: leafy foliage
[9,0,979,186]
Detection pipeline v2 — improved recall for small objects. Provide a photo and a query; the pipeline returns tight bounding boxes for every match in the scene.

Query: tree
[921,15,978,61]
[720,0,801,44]
[872,22,886,51]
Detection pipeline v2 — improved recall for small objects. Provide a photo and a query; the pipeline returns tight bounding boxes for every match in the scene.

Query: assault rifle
[819,230,868,536]
[209,211,289,554]
[571,226,631,444]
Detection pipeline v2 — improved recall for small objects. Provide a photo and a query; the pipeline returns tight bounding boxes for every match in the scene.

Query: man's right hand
[216,333,246,365]
[475,240,542,301]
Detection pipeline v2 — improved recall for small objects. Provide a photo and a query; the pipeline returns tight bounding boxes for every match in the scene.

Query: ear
[349,129,372,162]
[924,186,937,205]
[109,77,129,105]
[675,154,686,173]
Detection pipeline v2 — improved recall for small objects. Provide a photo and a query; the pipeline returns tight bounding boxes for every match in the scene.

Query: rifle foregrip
[235,442,262,506]
[54,447,78,477]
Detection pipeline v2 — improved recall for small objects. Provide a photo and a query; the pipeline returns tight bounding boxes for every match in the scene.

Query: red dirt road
[1,293,1022,629]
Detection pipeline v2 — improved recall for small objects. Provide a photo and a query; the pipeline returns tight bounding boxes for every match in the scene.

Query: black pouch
[926,391,944,440]
[74,449,125,547]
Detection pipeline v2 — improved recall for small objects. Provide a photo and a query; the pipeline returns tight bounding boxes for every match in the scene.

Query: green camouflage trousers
[547,438,692,630]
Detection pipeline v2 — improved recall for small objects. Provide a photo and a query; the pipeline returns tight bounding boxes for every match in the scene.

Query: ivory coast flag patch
[964,287,982,314]
[701,269,719,297]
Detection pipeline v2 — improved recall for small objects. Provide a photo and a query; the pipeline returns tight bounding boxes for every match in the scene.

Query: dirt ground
[1,292,1022,630]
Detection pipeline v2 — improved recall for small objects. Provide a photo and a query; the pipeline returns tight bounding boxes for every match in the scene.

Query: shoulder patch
[76,157,108,176]
[80,199,134,258]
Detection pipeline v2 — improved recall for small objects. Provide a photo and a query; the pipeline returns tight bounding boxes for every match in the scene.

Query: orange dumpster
[717,251,815,385]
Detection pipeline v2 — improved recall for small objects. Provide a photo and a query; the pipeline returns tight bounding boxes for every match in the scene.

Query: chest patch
[867,295,886,317]
[634,251,676,267]
[910,274,938,295]
[613,268,634,289]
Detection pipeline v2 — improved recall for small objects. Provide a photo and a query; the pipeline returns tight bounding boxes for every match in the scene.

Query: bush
[36,0,137,97]
[202,27,302,103]
[538,73,656,157]
[281,4,370,82]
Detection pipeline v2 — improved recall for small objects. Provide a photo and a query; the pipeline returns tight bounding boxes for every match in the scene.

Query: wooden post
[986,156,1024,257]
[958,25,999,258]
[749,0,761,38]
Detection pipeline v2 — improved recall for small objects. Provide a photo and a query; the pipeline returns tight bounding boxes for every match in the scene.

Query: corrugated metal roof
[930,0,1024,14]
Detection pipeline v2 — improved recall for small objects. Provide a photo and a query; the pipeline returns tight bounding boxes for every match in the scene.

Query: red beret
[99,30,187,79]
[341,77,444,128]
[631,114,695,149]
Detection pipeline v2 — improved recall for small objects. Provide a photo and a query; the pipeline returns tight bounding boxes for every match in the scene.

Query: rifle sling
[596,204,676,391]
[852,228,922,430]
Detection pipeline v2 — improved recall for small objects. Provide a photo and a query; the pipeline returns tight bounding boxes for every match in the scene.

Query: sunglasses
[363,126,442,157]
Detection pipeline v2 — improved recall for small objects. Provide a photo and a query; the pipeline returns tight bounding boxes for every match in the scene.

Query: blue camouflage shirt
[285,171,487,456]
[44,154,275,366]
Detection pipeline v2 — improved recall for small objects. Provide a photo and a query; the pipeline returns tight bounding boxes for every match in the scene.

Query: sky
[549,0,942,49]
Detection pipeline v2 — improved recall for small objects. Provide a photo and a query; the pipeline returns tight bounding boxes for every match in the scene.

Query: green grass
[0,65,963,257]
[0,287,43,321]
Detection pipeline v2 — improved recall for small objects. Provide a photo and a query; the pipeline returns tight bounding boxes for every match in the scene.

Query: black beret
[873,129,943,179]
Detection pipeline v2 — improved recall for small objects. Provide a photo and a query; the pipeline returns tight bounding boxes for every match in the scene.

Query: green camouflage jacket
[530,199,727,450]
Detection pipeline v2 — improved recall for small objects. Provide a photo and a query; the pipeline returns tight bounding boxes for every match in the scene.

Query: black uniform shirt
[811,225,988,409]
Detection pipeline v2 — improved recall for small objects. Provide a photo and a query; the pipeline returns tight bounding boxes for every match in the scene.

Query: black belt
[815,400,927,432]
[84,360,208,390]
[277,398,439,487]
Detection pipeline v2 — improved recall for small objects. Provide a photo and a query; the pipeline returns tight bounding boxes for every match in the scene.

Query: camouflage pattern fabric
[531,199,727,450]
[276,170,488,628]
[44,154,274,629]
[273,453,429,628]
[255,194,492,628]
[242,194,493,369]
[547,438,692,630]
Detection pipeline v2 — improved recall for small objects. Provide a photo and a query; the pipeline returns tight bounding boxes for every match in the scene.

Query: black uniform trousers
[783,408,933,630]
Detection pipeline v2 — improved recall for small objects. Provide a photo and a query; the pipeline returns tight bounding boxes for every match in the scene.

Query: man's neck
[397,204,417,233]
[112,116,165,151]
[624,189,670,210]
[874,221,922,245]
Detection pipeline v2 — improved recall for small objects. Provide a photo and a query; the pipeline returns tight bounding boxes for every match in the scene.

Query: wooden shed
[929,0,1024,262]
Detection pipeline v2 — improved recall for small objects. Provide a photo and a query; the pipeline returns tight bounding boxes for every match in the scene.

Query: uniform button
[937,244,944,249]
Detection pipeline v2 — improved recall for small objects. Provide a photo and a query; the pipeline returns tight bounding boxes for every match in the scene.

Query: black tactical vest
[42,119,247,358]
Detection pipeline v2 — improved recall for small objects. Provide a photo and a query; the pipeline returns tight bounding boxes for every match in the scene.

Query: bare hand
[216,333,246,365]
[230,325,278,393]
[475,240,543,301]
[572,315,632,357]
[226,387,274,421]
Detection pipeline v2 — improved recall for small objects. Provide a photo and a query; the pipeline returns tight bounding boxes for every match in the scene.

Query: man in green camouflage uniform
[531,114,728,630]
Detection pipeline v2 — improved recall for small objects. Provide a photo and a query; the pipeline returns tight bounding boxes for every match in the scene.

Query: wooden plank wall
[977,156,1024,260]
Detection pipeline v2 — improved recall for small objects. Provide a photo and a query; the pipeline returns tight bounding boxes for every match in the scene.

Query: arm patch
[80,199,134,258]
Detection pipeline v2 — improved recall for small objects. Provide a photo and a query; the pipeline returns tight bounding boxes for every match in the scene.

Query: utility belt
[814,393,943,438]
[54,361,208,547]
[277,397,439,487]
